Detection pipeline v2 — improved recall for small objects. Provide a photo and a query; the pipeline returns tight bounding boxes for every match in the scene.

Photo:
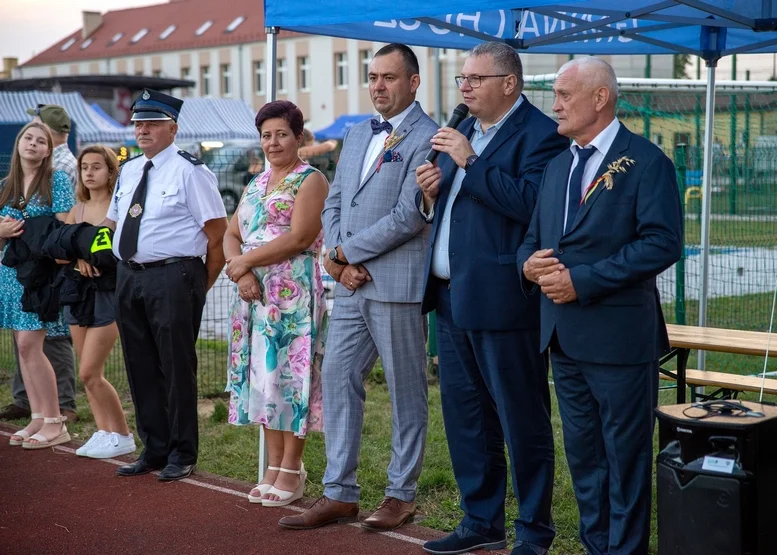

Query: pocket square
[382,149,403,163]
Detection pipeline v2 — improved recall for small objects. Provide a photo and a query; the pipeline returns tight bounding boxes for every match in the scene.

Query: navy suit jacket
[517,124,684,365]
[420,96,568,331]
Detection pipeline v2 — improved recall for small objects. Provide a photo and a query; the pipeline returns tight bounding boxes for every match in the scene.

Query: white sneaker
[87,432,137,459]
[76,430,108,456]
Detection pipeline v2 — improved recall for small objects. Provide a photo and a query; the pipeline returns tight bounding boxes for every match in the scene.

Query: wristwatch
[465,154,479,172]
[329,247,347,266]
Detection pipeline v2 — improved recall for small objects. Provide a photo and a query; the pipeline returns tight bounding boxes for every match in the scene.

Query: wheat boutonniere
[581,156,636,205]
[376,131,406,172]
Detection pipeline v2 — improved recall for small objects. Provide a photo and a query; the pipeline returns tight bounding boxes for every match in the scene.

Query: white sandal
[248,466,281,503]
[23,415,71,450]
[261,463,307,507]
[9,413,43,446]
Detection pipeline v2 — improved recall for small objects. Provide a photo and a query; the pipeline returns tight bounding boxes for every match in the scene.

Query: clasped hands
[322,248,371,292]
[523,249,578,304]
[225,254,262,303]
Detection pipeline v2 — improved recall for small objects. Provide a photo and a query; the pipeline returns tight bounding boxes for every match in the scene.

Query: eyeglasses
[455,75,509,89]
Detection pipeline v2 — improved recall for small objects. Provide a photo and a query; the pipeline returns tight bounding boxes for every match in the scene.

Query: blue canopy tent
[314,114,373,140]
[264,0,777,378]
[90,103,125,129]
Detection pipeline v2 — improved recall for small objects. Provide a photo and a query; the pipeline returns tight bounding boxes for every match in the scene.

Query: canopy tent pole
[257,25,278,485]
[697,59,718,379]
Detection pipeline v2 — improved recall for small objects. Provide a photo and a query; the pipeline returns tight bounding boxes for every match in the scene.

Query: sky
[1,0,162,64]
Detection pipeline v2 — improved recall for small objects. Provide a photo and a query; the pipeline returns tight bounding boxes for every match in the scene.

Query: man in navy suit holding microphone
[416,42,568,555]
[518,57,683,555]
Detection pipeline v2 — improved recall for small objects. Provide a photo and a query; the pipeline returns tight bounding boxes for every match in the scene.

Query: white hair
[557,56,618,101]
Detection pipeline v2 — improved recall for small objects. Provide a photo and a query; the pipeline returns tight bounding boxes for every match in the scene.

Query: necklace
[259,162,305,200]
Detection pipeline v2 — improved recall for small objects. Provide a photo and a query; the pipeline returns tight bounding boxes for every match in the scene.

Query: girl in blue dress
[0,122,75,449]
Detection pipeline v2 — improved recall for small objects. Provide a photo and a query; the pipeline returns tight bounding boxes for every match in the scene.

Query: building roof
[22,0,294,68]
[0,74,194,92]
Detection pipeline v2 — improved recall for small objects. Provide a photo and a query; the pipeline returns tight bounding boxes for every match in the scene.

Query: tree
[673,54,691,79]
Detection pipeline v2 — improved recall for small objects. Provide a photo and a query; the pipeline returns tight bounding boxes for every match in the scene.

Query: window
[277,58,287,93]
[201,65,211,95]
[221,63,231,96]
[335,52,348,88]
[254,60,264,94]
[181,67,191,97]
[298,56,310,91]
[359,49,372,86]
[130,28,149,44]
[159,25,176,40]
[226,16,245,33]
[81,38,93,50]
[196,21,213,36]
[109,32,124,45]
[60,38,76,51]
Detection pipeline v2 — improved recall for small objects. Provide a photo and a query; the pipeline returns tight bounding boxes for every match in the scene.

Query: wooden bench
[664,324,777,402]
[659,368,777,398]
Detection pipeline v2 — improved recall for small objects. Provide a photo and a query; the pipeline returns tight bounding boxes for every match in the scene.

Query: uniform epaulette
[119,153,143,167]
[177,150,204,165]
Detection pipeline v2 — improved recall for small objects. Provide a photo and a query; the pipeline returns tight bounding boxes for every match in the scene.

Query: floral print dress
[226,163,327,436]
[0,170,75,334]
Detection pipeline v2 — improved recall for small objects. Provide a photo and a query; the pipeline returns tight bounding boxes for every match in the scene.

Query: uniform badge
[142,90,150,100]
[129,203,143,218]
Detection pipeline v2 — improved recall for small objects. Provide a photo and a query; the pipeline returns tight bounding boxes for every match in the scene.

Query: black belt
[437,277,451,289]
[122,256,199,271]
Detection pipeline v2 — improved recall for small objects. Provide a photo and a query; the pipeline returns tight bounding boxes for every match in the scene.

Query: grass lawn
[3,290,777,554]
[684,217,777,247]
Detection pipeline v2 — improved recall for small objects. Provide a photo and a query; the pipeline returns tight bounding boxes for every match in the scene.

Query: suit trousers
[13,335,76,412]
[550,336,658,555]
[435,285,556,547]
[115,258,206,467]
[321,290,428,504]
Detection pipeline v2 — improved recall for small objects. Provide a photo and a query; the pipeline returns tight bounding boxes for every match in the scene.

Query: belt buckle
[127,260,146,270]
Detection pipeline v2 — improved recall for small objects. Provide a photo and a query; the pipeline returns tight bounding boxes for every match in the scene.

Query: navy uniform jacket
[419,97,569,331]
[517,124,684,365]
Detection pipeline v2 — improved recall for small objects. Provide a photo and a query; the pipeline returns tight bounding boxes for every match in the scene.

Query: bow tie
[370,119,393,135]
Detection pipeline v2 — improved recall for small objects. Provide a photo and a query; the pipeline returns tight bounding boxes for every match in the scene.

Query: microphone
[425,103,470,164]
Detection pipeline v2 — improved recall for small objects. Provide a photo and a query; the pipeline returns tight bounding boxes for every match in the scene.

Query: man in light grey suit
[279,43,437,532]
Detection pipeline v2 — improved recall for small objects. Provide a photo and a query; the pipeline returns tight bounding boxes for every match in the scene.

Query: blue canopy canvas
[314,114,373,140]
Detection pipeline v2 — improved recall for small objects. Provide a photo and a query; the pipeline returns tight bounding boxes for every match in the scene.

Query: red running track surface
[0,426,508,555]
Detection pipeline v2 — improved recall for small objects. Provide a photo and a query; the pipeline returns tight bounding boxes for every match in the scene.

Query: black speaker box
[655,401,777,555]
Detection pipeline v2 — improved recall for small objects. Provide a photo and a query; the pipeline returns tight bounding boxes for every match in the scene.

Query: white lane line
[0,430,454,551]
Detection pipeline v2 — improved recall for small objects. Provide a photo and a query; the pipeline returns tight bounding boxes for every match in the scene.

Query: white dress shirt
[563,118,621,230]
[108,142,226,262]
[360,101,418,183]
[430,95,524,279]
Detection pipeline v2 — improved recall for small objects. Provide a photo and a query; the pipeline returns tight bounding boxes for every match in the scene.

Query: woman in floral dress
[224,100,329,507]
[1,122,75,449]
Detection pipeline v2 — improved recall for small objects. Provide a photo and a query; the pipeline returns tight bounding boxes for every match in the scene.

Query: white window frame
[196,21,213,36]
[254,60,265,95]
[277,58,287,93]
[109,32,124,45]
[61,38,76,51]
[201,65,211,96]
[226,16,245,33]
[221,63,232,96]
[159,25,176,40]
[298,56,310,92]
[130,28,149,44]
[335,52,348,89]
[359,49,372,87]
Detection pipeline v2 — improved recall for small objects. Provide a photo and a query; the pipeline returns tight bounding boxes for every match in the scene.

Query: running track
[0,425,508,555]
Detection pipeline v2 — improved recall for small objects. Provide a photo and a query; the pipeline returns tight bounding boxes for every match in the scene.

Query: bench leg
[676,349,690,404]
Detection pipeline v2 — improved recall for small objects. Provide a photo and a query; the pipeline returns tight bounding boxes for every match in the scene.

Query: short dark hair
[254,100,304,137]
[374,43,419,76]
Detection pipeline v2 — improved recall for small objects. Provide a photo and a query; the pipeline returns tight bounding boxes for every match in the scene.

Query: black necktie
[118,160,154,260]
[370,119,393,135]
[565,146,597,233]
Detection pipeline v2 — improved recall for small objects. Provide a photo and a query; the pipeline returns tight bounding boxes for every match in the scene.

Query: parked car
[200,142,264,213]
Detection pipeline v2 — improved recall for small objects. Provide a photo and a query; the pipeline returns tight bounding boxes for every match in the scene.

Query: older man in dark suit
[416,42,568,555]
[517,57,683,555]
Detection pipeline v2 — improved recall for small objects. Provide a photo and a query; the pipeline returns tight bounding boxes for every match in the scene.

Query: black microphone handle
[424,108,469,164]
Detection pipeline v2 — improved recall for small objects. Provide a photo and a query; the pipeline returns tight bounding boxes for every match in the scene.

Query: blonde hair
[0,122,54,209]
[76,145,119,202]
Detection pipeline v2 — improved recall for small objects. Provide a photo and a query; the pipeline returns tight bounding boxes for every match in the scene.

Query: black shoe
[116,459,163,477]
[158,463,195,482]
[0,403,31,421]
[423,526,506,555]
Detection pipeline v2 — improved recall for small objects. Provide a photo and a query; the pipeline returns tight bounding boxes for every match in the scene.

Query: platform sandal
[23,415,71,450]
[9,413,43,446]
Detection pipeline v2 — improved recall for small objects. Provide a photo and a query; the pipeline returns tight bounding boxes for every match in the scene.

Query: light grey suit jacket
[322,102,437,303]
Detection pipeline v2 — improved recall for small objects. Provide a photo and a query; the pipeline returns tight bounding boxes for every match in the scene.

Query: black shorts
[64,289,116,328]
